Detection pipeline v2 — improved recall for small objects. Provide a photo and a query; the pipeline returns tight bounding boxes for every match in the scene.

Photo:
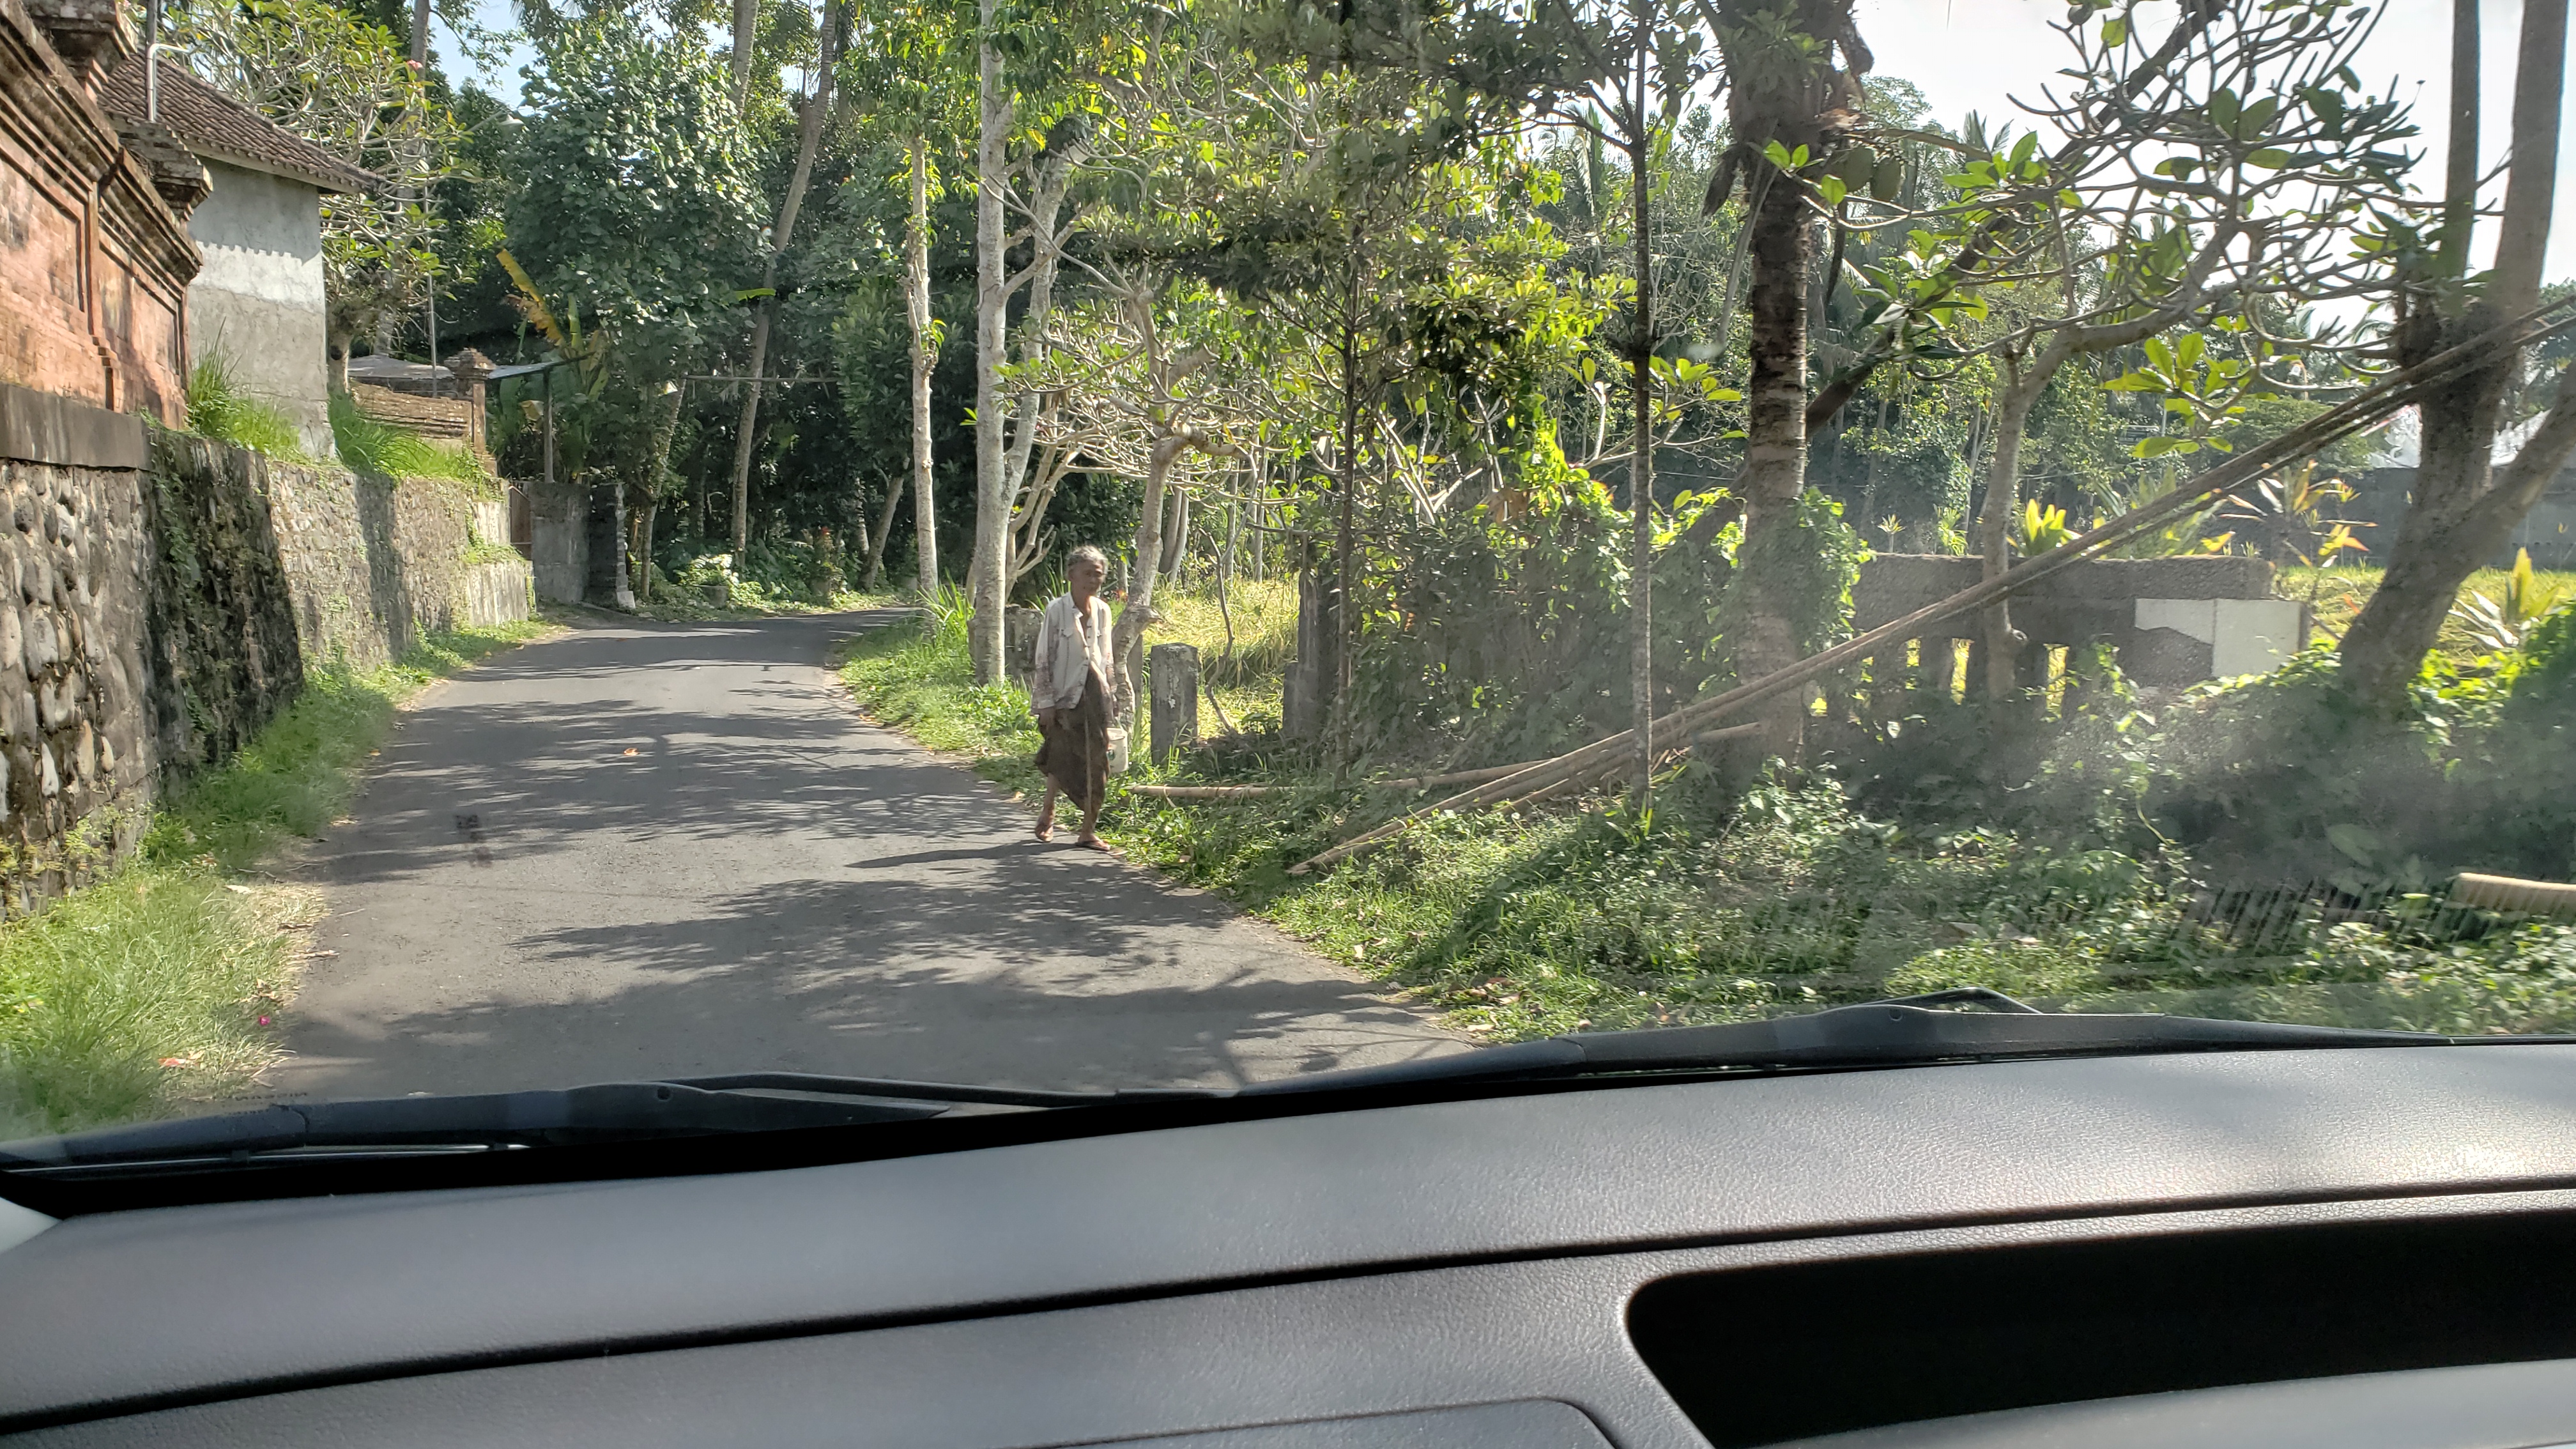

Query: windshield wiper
[1237,991,2461,1096]
[0,1076,1212,1176]
[0,997,2497,1178]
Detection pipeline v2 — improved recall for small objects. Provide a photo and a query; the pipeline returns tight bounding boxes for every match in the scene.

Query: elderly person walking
[1031,544,1117,848]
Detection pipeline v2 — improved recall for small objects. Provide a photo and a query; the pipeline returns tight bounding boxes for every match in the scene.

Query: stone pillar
[586,480,632,610]
[26,0,132,98]
[1149,642,1199,766]
[444,348,494,456]
[1004,606,1042,687]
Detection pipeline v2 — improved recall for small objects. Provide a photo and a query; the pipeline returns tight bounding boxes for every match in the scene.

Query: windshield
[2,0,2573,1168]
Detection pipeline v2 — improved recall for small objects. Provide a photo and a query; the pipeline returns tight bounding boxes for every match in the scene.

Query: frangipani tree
[1010,266,1265,726]
[1788,0,2414,696]
[171,0,459,383]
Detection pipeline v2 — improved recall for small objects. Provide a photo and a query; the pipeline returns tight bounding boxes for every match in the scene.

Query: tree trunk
[1977,355,2043,698]
[1114,439,1183,730]
[730,0,758,105]
[630,383,685,600]
[728,317,772,559]
[1729,157,1816,757]
[2438,0,2481,273]
[997,155,1079,588]
[905,132,939,599]
[1158,482,1190,582]
[864,475,902,591]
[1331,250,1361,765]
[633,500,657,603]
[1623,4,1655,802]
[968,10,1012,682]
[726,1,843,560]
[2340,0,2569,709]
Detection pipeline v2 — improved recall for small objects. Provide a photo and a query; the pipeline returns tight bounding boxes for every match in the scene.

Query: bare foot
[1077,834,1108,852]
[1035,816,1055,842]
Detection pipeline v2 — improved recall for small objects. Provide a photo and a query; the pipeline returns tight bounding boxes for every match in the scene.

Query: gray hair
[1066,544,1110,574]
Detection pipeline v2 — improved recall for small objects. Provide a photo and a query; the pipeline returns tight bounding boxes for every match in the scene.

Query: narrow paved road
[270,610,1462,1100]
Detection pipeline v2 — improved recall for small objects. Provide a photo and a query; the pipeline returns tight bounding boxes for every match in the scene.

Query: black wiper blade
[0,1073,1231,1176]
[0,1081,956,1172]
[1239,994,2451,1097]
[664,1071,1218,1108]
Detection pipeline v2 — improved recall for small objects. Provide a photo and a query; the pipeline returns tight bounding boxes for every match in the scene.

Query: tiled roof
[97,61,379,195]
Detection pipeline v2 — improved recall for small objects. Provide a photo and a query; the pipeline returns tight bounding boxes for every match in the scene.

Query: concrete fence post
[1004,606,1042,687]
[1149,642,1199,766]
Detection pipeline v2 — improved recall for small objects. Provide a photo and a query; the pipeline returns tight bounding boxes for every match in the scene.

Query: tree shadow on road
[276,611,1465,1104]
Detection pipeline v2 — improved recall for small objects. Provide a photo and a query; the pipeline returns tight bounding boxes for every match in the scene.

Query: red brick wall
[0,0,195,427]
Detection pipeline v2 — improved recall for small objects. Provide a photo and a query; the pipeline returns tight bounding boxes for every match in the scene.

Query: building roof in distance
[97,62,379,195]
[346,355,452,386]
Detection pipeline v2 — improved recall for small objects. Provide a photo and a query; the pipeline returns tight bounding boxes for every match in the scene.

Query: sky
[437,0,2576,279]
[1853,0,2576,280]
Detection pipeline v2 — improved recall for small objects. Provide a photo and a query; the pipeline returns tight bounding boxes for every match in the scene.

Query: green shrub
[186,356,309,461]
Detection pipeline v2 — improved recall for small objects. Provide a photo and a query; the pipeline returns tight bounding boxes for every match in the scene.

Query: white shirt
[1031,592,1114,712]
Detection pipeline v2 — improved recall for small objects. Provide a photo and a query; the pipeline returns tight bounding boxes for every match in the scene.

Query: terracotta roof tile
[98,62,380,195]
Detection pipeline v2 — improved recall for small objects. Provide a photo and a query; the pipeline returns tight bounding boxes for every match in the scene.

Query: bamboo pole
[1126,756,1569,801]
[1290,300,2576,876]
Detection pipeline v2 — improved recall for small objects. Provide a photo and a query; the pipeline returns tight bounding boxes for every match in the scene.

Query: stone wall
[0,450,163,905]
[1852,554,2302,687]
[248,452,529,670]
[0,422,532,908]
[141,431,304,781]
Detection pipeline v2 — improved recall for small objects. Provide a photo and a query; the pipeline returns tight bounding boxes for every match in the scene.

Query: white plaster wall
[185,160,332,459]
[2135,597,2307,679]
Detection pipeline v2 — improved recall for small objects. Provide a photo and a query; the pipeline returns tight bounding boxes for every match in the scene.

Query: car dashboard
[6,1045,2576,1448]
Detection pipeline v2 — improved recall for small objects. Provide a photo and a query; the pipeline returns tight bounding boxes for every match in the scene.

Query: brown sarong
[1034,669,1110,816]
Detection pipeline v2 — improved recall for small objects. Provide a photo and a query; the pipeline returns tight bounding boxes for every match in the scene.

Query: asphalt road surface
[270,610,1463,1101]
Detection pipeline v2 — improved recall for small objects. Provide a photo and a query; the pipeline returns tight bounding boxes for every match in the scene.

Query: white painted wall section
[2135,597,2306,678]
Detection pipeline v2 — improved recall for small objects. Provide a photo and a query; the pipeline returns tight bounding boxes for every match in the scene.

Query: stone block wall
[0,424,533,909]
[1851,554,2293,687]
[0,452,163,904]
[259,458,529,670]
[141,431,303,782]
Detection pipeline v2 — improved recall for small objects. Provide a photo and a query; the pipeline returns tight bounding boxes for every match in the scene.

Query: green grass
[2282,563,2576,664]
[328,390,497,490]
[186,356,310,463]
[839,586,2576,1046]
[0,619,551,1137]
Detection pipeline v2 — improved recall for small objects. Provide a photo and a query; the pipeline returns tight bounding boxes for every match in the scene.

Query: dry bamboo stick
[1124,756,1566,802]
[1290,300,2576,877]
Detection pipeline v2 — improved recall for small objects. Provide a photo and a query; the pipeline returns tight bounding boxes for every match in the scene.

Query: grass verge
[841,578,2576,1046]
[0,618,553,1137]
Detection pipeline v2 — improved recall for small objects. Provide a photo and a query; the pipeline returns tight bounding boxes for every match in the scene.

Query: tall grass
[2283,562,2576,663]
[186,356,310,462]
[328,390,496,490]
[0,619,549,1137]
[0,873,293,1137]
